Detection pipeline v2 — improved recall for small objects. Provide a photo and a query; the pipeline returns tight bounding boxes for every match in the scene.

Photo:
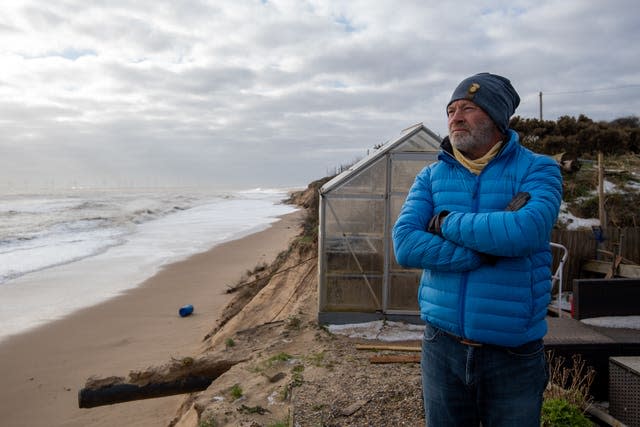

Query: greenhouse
[318,123,442,323]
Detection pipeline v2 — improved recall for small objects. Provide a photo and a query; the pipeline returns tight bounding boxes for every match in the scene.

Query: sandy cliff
[166,178,424,427]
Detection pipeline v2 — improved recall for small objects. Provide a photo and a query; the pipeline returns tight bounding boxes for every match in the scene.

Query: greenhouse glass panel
[332,157,386,195]
[326,236,383,274]
[391,158,431,192]
[324,198,385,236]
[390,194,408,226]
[390,194,410,271]
[325,274,383,311]
[387,273,421,311]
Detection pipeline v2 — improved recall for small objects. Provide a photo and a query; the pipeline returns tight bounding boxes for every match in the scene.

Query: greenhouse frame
[318,123,442,323]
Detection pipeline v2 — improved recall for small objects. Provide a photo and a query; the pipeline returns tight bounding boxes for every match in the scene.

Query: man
[393,73,562,426]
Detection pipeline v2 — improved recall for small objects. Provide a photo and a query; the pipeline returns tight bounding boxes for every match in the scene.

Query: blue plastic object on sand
[179,304,194,317]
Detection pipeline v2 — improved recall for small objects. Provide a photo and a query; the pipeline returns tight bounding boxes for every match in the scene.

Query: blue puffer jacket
[393,130,562,347]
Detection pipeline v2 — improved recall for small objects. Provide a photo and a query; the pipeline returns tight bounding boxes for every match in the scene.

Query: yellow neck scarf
[452,141,503,175]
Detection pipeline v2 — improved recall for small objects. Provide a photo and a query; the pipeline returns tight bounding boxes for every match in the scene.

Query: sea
[0,187,299,343]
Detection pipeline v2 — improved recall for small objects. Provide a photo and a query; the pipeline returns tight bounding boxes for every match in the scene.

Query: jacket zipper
[458,177,481,337]
[443,135,513,338]
[442,149,476,337]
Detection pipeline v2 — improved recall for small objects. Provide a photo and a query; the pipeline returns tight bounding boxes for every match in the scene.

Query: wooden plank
[582,260,640,278]
[369,354,421,364]
[582,260,610,275]
[617,263,640,278]
[605,255,623,279]
[596,249,634,264]
[356,344,421,352]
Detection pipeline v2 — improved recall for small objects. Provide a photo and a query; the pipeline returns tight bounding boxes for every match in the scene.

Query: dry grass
[544,352,595,409]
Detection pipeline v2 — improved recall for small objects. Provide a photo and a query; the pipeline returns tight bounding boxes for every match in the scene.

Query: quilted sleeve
[441,154,563,257]
[393,167,487,272]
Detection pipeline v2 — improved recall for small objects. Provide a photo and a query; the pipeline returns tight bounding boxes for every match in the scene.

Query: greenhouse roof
[320,123,442,195]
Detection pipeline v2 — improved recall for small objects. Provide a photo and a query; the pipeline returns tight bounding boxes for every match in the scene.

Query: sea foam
[0,188,297,342]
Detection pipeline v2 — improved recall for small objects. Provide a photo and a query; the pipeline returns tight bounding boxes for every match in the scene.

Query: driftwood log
[78,355,245,408]
[79,376,215,408]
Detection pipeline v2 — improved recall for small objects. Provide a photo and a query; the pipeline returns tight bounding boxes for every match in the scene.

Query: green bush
[230,383,243,400]
[541,398,593,426]
[198,417,217,427]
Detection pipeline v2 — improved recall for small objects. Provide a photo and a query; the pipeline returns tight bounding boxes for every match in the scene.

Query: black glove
[427,210,449,236]
[477,252,499,265]
[477,192,531,266]
[505,192,531,211]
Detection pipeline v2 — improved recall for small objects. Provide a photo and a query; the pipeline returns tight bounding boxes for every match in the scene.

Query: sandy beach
[0,210,302,427]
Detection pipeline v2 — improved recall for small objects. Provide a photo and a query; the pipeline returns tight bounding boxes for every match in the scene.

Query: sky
[1,0,639,191]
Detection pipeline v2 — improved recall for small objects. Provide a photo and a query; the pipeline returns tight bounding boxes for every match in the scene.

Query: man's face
[447,99,500,159]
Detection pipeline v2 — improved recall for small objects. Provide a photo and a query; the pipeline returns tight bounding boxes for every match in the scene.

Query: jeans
[421,323,548,427]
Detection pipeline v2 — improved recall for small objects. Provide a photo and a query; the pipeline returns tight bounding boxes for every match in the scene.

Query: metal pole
[550,242,568,317]
[318,192,327,312]
[539,91,543,121]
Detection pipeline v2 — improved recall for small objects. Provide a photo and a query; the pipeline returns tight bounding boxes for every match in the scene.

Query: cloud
[1,0,639,190]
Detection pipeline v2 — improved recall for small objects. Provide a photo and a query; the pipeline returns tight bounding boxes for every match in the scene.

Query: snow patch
[627,180,640,191]
[581,316,640,330]
[557,202,600,230]
[603,179,618,193]
[327,320,424,341]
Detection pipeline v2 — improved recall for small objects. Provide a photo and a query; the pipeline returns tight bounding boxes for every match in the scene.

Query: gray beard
[449,118,497,158]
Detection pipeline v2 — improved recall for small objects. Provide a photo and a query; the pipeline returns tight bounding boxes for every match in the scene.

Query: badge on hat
[465,82,480,100]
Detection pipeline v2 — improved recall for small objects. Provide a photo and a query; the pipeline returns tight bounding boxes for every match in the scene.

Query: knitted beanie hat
[447,72,520,134]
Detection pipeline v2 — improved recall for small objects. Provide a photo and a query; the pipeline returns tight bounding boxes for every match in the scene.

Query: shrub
[230,384,243,400]
[268,352,293,364]
[286,315,302,330]
[541,398,593,426]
